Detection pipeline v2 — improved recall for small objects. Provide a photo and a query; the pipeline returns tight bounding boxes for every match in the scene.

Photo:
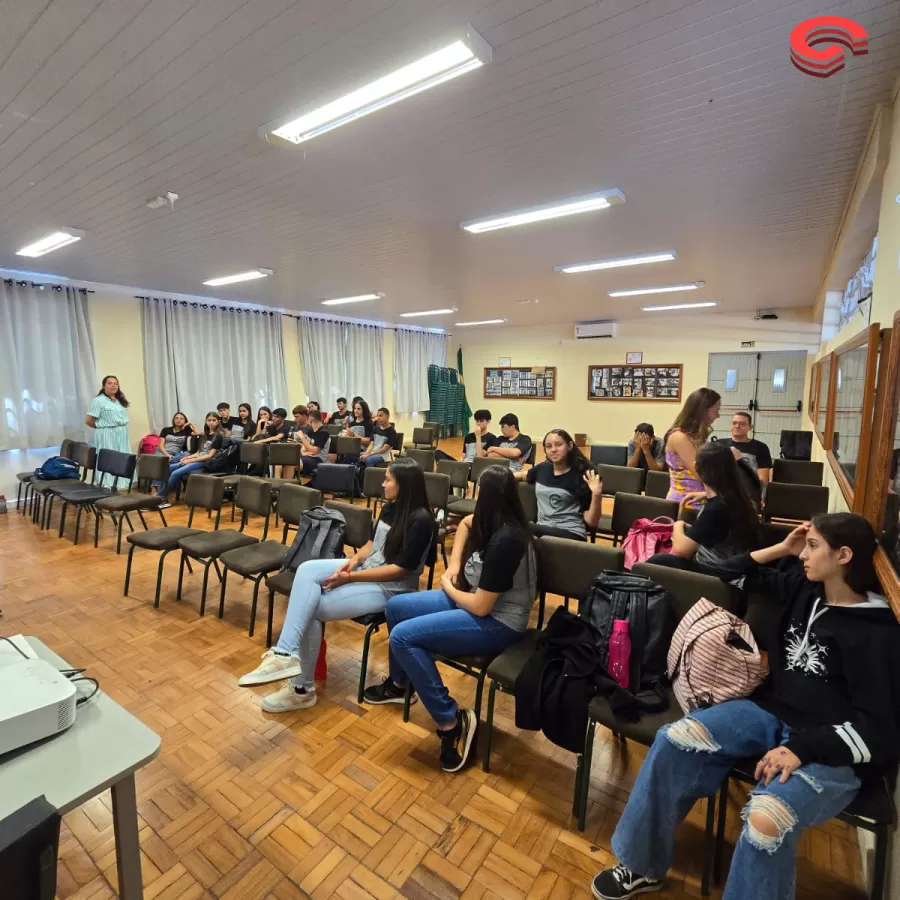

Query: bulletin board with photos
[483,367,557,400]
[587,363,684,401]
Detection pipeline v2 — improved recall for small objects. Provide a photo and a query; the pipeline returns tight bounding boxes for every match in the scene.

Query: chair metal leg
[577,720,596,831]
[483,680,498,772]
[116,513,126,554]
[266,590,276,647]
[154,548,173,608]
[403,681,413,723]
[15,481,23,512]
[248,577,263,637]
[357,622,379,703]
[136,510,148,529]
[701,794,716,897]
[73,505,83,545]
[218,568,229,618]
[871,824,889,900]
[94,511,102,548]
[57,501,68,537]
[158,508,168,527]
[573,753,584,817]
[124,512,135,533]
[199,560,213,615]
[473,670,486,720]
[124,544,136,595]
[176,552,187,603]
[714,780,728,885]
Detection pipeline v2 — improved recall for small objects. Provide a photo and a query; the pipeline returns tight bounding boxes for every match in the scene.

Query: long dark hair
[543,429,592,476]
[353,399,372,423]
[202,411,225,439]
[171,411,190,432]
[695,443,759,548]
[98,375,129,408]
[238,403,253,422]
[811,513,880,595]
[383,457,433,564]
[460,467,535,590]
[665,387,720,447]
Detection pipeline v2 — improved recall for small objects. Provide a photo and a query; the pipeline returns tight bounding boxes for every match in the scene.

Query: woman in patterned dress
[663,387,721,511]
[85,375,131,486]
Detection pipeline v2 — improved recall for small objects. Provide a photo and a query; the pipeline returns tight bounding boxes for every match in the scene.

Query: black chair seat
[16,471,33,483]
[485,631,540,689]
[587,687,683,746]
[448,498,476,517]
[266,569,296,596]
[594,514,612,534]
[353,611,387,627]
[219,540,286,576]
[127,526,201,549]
[94,492,163,512]
[268,478,299,494]
[178,531,258,558]
[441,651,497,670]
[55,486,115,504]
[30,478,82,493]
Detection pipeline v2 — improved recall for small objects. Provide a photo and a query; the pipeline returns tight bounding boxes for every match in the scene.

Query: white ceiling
[0,0,897,328]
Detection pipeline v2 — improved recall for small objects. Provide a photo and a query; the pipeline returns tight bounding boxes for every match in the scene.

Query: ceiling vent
[575,320,618,340]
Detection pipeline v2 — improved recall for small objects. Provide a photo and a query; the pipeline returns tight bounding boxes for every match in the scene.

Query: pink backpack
[138,434,161,455]
[622,516,674,570]
[667,598,763,713]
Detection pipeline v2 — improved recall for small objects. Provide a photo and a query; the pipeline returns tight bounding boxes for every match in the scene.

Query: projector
[0,658,76,756]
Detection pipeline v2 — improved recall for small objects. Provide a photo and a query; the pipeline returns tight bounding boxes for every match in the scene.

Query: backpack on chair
[282,506,348,572]
[33,457,80,481]
[622,517,674,569]
[138,434,161,455]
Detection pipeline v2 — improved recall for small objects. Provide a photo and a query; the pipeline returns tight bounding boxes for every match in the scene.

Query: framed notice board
[588,363,683,401]
[484,367,557,400]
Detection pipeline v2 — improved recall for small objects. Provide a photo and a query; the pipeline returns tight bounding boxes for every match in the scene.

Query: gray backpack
[282,506,347,572]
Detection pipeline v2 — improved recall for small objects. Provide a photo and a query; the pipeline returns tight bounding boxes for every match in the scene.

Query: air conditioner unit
[575,320,617,340]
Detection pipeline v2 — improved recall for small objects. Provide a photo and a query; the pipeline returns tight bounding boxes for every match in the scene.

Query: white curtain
[299,316,347,412]
[393,328,448,414]
[142,298,288,431]
[0,282,96,450]
[345,322,385,410]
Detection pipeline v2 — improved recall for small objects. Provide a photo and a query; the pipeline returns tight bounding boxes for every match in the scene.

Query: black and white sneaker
[438,708,477,773]
[363,677,417,705]
[591,864,663,899]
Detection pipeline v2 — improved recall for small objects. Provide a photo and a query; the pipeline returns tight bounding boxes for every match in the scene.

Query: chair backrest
[405,448,435,472]
[392,431,404,452]
[470,455,509,485]
[240,441,268,466]
[678,505,698,525]
[267,442,302,467]
[334,435,362,457]
[326,423,343,436]
[411,427,433,445]
[278,484,324,527]
[95,449,137,488]
[0,796,61,900]
[610,493,679,541]
[763,482,828,522]
[518,481,537,523]
[632,561,741,621]
[135,453,169,484]
[183,474,226,525]
[74,443,96,473]
[235,476,273,519]
[363,466,387,499]
[644,469,670,499]
[437,460,469,491]
[325,500,373,549]
[772,459,824,486]
[590,444,629,467]
[595,463,645,497]
[759,522,794,546]
[59,438,75,460]
[525,442,537,467]
[424,421,442,440]
[537,536,625,600]
[423,472,451,513]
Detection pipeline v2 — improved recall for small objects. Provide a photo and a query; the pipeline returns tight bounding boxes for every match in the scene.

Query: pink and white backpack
[622,517,674,570]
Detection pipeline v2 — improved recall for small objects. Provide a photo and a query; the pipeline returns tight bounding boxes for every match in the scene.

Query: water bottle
[608,619,631,689]
[314,638,328,681]
[0,495,7,515]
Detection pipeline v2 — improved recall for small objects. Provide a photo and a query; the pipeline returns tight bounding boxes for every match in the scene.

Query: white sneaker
[238,650,303,686]
[261,684,317,713]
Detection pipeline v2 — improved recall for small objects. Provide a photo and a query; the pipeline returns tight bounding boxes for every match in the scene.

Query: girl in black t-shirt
[232,403,255,442]
[248,406,272,441]
[158,412,226,502]
[158,412,197,460]
[342,399,374,464]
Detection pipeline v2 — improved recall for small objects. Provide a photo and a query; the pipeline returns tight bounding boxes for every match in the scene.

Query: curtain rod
[4,278,92,293]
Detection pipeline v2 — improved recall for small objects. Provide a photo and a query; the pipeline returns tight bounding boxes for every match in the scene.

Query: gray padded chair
[266,441,303,492]
[32,443,95,528]
[404,448,435,472]
[772,458,824,486]
[437,460,470,498]
[595,464,645,498]
[763,482,828,523]
[447,457,509,518]
[424,472,451,567]
[518,481,537,524]
[590,444,629,467]
[333,435,362,461]
[596,492,679,545]
[644,469,671,499]
[363,466,387,511]
[16,438,76,512]
[404,426,437,450]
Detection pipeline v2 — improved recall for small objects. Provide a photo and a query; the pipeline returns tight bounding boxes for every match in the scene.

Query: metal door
[707,353,758,441]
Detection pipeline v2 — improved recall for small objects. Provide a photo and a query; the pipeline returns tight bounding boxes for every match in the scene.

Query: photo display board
[484,366,556,400]
[588,363,683,401]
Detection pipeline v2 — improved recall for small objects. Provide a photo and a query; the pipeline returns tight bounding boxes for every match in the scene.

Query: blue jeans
[611,699,860,900]
[386,590,519,726]
[276,558,389,690]
[159,460,207,498]
[362,455,389,468]
[150,450,189,489]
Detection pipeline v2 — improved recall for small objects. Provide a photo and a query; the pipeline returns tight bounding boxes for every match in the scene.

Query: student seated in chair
[280,405,313,481]
[216,402,242,437]
[157,412,226,504]
[360,407,396,468]
[238,458,435,712]
[330,397,350,428]
[590,512,900,900]
[364,466,537,773]
[341,399,374,464]
[158,412,199,463]
[435,409,495,465]
[626,422,665,472]
[516,429,603,542]
[247,406,272,442]
[485,413,532,473]
[720,411,773,485]
[307,400,326,424]
[296,410,331,477]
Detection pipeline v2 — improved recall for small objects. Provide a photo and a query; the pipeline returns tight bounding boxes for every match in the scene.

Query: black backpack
[206,442,240,474]
[282,506,348,572]
[579,570,672,694]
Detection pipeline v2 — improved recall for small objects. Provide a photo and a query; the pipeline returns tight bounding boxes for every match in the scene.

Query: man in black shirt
[216,402,242,437]
[361,407,397,468]
[298,410,331,476]
[289,405,314,440]
[721,411,773,484]
[257,408,291,444]
[486,413,533,473]
[330,397,350,427]
[434,409,496,465]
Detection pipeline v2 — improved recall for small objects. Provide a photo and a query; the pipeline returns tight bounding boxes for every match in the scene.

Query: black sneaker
[363,677,417,705]
[591,865,663,899]
[438,708,477,773]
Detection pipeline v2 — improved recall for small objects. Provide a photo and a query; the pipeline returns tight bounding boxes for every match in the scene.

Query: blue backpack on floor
[33,456,80,481]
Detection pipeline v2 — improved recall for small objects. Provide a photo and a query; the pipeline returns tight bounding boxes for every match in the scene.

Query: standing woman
[663,387,721,511]
[85,375,131,485]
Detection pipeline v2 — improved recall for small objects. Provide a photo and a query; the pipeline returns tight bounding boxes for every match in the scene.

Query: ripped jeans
[611,699,860,900]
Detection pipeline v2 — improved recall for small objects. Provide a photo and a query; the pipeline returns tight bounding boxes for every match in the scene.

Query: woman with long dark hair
[517,429,603,541]
[342,398,374,464]
[239,457,435,713]
[364,467,538,772]
[249,406,272,441]
[85,375,131,485]
[591,513,900,900]
[649,442,760,574]
[233,403,255,442]
[663,387,721,511]
[157,412,227,504]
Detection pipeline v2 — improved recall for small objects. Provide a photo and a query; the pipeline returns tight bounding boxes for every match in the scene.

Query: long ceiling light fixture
[461,189,625,234]
[455,318,507,326]
[203,267,273,287]
[399,308,456,318]
[262,27,491,146]
[16,227,85,257]
[321,292,384,306]
[608,281,703,298]
[555,251,675,274]
[642,301,717,312]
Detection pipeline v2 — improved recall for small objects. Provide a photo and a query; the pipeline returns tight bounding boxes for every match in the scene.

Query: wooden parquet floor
[0,464,867,900]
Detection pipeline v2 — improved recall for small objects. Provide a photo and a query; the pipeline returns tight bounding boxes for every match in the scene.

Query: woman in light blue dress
[85,375,131,486]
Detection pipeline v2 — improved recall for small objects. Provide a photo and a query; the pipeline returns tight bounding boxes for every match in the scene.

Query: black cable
[71,676,100,706]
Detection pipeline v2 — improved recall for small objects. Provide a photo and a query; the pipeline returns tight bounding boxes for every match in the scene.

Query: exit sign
[741,341,756,348]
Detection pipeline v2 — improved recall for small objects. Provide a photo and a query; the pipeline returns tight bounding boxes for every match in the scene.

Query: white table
[0,637,160,899]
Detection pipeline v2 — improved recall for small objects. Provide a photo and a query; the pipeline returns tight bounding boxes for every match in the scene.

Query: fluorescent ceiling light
[608,281,704,298]
[321,292,384,306]
[642,301,718,312]
[262,27,491,146]
[555,251,675,274]
[203,267,273,287]
[399,308,456,318]
[461,190,625,234]
[455,319,507,326]
[16,228,84,257]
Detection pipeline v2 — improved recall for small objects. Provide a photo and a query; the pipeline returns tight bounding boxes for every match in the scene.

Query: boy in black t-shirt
[216,402,242,437]
[361,407,397,468]
[298,410,331,476]
[721,411,773,483]
[330,397,350,427]
[434,409,497,465]
[486,413,533,473]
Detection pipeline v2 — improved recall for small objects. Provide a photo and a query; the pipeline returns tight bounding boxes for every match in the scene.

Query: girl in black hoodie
[591,513,900,900]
